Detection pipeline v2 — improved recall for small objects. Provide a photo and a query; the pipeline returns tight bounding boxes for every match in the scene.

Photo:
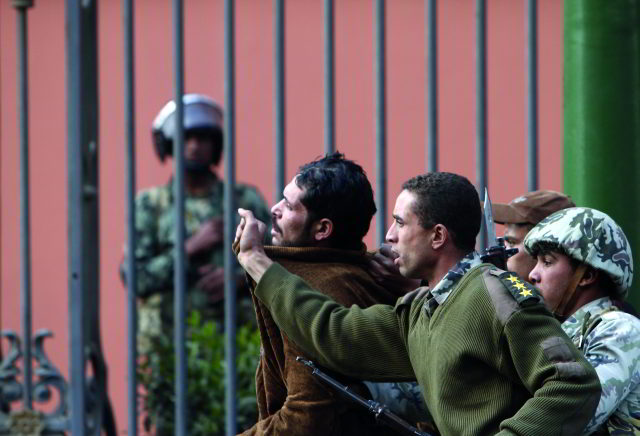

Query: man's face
[184,132,214,169]
[386,190,435,279]
[528,250,575,312]
[504,223,537,283]
[270,177,315,247]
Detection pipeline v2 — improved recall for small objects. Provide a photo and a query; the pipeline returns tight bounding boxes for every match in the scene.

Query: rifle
[296,357,433,436]
[480,189,518,270]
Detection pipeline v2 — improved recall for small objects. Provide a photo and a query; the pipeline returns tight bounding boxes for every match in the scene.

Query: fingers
[257,220,267,235]
[373,252,396,271]
[235,216,246,245]
[237,208,266,247]
[196,267,225,293]
[198,263,216,275]
[237,208,256,222]
[367,257,386,281]
[378,243,398,259]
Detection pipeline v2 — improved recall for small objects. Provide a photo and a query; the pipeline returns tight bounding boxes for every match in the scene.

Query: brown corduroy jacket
[239,245,405,436]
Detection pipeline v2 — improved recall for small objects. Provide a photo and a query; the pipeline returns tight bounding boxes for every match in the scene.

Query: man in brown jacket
[239,153,405,436]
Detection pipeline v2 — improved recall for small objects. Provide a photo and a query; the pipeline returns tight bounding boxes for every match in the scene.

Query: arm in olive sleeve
[497,306,601,435]
[254,263,415,381]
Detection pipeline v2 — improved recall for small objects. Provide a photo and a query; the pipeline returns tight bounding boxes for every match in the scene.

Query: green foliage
[138,311,261,435]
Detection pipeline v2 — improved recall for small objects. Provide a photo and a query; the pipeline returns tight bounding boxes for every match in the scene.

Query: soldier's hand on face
[196,264,226,304]
[235,208,272,282]
[235,209,266,258]
[186,217,224,256]
[368,244,422,295]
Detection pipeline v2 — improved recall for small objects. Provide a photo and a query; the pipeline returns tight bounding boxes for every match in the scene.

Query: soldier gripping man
[234,171,601,436]
[525,207,640,434]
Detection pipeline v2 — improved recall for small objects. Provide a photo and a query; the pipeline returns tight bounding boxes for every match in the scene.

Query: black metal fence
[2,1,540,435]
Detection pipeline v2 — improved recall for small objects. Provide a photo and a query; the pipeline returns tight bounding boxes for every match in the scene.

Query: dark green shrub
[138,311,260,435]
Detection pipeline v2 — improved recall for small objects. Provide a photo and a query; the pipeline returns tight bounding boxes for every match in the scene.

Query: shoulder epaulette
[488,269,542,306]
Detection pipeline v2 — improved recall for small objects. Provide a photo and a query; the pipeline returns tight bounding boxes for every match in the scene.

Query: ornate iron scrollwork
[0,329,68,435]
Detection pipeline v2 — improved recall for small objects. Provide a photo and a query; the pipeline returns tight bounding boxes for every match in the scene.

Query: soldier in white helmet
[120,94,271,350]
[525,207,640,434]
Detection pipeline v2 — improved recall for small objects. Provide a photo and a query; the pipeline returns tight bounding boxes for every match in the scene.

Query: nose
[271,199,283,217]
[185,137,197,150]
[529,263,541,285]
[385,222,397,243]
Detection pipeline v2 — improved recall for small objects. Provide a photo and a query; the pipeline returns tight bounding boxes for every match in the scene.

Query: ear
[312,218,334,242]
[579,267,599,287]
[431,224,448,250]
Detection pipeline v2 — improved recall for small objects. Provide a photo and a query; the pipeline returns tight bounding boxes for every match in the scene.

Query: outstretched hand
[235,208,272,282]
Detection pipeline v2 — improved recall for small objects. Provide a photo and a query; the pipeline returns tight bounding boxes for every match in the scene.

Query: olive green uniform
[252,252,601,435]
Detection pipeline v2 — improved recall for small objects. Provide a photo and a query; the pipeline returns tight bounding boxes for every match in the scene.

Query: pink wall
[1,0,563,433]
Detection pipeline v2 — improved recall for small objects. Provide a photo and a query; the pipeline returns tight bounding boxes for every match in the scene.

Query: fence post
[564,0,640,308]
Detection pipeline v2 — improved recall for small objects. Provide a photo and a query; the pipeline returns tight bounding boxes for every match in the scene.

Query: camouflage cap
[524,207,633,298]
[492,190,575,225]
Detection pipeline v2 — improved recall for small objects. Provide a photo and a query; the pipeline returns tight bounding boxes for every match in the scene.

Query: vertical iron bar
[123,0,138,434]
[375,0,387,245]
[67,1,83,434]
[426,0,438,172]
[527,0,538,191]
[475,0,487,249]
[224,1,238,435]
[66,0,99,433]
[324,0,335,154]
[172,0,187,434]
[274,0,286,200]
[14,0,34,410]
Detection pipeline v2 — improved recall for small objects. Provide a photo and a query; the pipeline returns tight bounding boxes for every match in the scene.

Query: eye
[504,239,515,248]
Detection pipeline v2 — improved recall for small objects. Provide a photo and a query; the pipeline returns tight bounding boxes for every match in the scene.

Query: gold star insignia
[506,275,520,284]
[514,282,528,291]
[519,289,533,297]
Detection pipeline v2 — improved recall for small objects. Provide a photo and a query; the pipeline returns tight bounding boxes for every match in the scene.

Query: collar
[561,297,614,339]
[263,244,368,263]
[429,251,484,306]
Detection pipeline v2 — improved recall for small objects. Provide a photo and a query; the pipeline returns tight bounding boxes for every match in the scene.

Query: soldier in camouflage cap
[120,94,271,353]
[525,207,640,434]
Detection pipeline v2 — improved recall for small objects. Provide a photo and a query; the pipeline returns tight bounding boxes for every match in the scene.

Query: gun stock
[296,357,433,436]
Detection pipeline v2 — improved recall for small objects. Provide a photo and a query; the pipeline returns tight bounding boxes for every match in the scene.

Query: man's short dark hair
[295,152,376,250]
[402,172,481,252]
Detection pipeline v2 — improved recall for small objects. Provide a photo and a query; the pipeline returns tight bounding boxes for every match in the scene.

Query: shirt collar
[429,251,484,305]
[561,297,614,339]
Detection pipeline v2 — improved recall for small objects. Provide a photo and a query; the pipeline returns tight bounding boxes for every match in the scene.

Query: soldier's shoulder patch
[489,269,542,305]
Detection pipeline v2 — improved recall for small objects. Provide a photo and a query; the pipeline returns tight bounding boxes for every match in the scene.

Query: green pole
[564,0,640,308]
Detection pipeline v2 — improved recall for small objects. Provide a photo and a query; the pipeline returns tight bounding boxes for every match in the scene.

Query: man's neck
[565,285,610,317]
[425,249,467,287]
[185,170,216,195]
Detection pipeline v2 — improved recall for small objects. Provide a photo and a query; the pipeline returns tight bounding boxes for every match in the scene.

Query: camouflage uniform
[562,297,640,435]
[363,381,431,426]
[525,207,639,435]
[121,174,270,352]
